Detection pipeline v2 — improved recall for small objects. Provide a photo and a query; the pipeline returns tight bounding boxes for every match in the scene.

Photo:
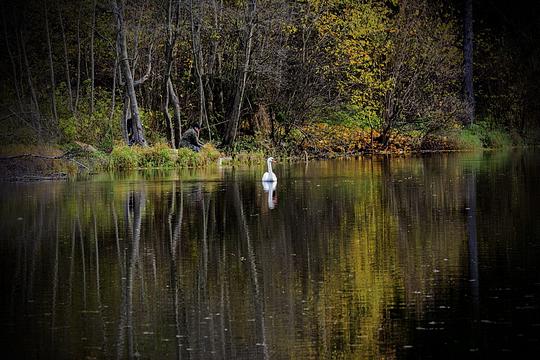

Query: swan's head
[267,157,276,164]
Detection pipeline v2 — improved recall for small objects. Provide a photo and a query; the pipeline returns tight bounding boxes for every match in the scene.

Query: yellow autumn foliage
[301,122,415,154]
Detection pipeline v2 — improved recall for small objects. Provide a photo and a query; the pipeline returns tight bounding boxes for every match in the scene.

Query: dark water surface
[1,151,540,359]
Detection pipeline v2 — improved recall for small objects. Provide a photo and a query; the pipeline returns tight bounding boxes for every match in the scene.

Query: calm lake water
[1,150,540,359]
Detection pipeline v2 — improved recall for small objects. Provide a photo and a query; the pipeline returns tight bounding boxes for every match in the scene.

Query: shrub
[483,129,512,148]
[138,143,174,168]
[106,144,221,171]
[109,146,139,170]
[198,144,222,165]
[509,130,525,146]
[56,83,123,150]
[87,151,110,172]
[456,129,483,150]
[232,135,267,153]
[325,105,382,130]
[233,151,266,165]
[176,148,200,167]
[464,120,513,149]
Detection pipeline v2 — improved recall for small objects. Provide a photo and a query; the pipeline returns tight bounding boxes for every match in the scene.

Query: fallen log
[0,152,89,170]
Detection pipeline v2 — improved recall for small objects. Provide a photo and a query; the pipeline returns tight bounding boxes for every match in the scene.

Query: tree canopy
[0,0,538,151]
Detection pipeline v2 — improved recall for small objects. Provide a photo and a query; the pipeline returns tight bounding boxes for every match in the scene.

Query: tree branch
[134,44,153,87]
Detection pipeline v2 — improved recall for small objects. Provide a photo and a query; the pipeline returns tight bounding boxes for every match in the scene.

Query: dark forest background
[0,0,538,152]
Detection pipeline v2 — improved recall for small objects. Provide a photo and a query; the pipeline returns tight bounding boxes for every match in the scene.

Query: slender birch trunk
[223,0,256,146]
[75,2,82,113]
[162,0,179,148]
[112,0,147,146]
[110,58,118,128]
[168,78,182,147]
[20,30,42,134]
[45,0,58,127]
[58,4,73,113]
[464,0,474,125]
[2,8,23,112]
[189,0,211,138]
[90,0,97,114]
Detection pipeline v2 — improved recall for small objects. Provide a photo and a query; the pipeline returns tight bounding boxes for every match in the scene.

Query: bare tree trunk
[168,78,182,147]
[204,1,217,128]
[75,2,82,113]
[464,0,474,125]
[131,4,145,73]
[45,0,58,128]
[2,7,23,112]
[90,0,97,114]
[162,0,174,148]
[170,0,182,144]
[223,0,256,146]
[20,30,42,134]
[189,0,211,139]
[162,0,180,148]
[163,79,173,146]
[215,0,225,117]
[122,93,130,144]
[204,77,214,126]
[112,0,147,146]
[211,0,225,118]
[15,30,26,108]
[110,53,118,121]
[58,4,73,113]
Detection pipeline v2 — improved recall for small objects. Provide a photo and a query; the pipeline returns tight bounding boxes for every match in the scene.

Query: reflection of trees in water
[117,189,145,359]
[233,182,269,359]
[4,152,535,358]
[380,155,471,309]
[166,181,184,359]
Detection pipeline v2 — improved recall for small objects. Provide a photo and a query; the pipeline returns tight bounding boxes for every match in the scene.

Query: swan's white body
[262,157,277,183]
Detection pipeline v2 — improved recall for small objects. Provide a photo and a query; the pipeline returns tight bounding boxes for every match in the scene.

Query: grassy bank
[0,143,265,180]
[1,121,537,181]
[296,120,535,156]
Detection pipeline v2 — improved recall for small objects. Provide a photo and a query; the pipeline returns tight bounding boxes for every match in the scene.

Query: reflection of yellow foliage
[312,184,402,358]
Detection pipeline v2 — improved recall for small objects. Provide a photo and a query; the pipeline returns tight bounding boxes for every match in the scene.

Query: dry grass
[0,144,64,157]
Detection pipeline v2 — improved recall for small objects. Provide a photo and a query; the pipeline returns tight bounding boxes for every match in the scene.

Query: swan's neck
[267,161,273,174]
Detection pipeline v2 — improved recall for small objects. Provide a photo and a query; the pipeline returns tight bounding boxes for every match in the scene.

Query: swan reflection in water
[262,181,277,209]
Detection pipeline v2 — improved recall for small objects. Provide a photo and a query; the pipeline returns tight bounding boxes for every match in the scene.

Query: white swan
[262,157,277,182]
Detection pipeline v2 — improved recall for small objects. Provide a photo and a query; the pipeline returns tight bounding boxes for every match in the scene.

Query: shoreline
[0,145,532,182]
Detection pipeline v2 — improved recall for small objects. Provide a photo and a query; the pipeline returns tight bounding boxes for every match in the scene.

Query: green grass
[483,128,512,148]
[455,129,483,150]
[452,121,521,150]
[106,143,223,171]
